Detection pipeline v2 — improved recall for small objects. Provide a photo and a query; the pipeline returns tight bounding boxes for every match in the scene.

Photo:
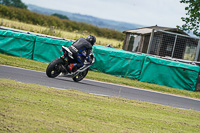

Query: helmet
[86,35,96,45]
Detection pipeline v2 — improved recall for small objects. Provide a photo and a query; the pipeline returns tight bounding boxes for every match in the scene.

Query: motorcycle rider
[67,35,96,72]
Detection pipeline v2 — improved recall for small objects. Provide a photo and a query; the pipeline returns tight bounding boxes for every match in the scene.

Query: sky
[22,0,188,28]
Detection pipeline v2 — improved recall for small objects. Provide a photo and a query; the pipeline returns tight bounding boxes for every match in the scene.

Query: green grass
[0,18,123,48]
[1,53,200,100]
[1,78,200,133]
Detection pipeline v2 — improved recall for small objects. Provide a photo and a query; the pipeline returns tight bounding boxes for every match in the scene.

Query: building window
[183,43,197,61]
[128,35,141,52]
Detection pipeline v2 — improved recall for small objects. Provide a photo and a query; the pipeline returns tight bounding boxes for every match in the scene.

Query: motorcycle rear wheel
[73,68,89,82]
[46,58,64,78]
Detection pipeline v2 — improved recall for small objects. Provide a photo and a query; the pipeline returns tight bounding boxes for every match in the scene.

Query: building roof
[123,25,188,35]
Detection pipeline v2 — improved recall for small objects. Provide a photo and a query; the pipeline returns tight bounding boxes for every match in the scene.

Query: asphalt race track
[1,65,200,111]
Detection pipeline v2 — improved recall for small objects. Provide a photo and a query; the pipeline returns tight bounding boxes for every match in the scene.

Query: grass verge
[0,53,200,99]
[0,18,123,48]
[1,78,200,133]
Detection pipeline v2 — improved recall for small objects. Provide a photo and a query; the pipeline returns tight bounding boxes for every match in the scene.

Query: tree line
[0,5,124,40]
[0,0,27,9]
[51,13,69,20]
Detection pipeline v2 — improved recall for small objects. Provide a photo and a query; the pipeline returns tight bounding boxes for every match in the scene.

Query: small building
[122,25,200,62]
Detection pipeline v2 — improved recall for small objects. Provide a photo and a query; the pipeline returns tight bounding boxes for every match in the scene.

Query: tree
[0,0,27,9]
[51,13,69,20]
[179,0,200,37]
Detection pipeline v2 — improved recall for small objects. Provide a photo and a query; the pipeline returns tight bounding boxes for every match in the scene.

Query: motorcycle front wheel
[73,68,89,82]
[46,58,64,78]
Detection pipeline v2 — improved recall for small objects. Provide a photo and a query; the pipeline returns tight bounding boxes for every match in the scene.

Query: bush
[0,5,124,40]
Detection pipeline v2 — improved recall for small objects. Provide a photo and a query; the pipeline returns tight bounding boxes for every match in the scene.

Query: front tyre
[46,58,64,78]
[73,69,89,82]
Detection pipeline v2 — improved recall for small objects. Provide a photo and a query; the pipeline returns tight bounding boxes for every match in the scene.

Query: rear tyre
[73,68,89,82]
[46,58,64,78]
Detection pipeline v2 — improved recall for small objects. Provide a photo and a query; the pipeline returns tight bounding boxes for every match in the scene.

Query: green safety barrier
[91,46,200,91]
[0,30,36,59]
[139,55,200,91]
[91,45,145,80]
[0,29,199,91]
[33,36,73,63]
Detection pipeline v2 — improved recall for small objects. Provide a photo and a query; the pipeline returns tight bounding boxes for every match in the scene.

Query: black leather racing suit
[68,38,93,68]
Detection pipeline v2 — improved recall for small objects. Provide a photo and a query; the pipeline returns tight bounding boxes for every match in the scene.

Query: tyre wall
[33,36,73,63]
[0,29,36,59]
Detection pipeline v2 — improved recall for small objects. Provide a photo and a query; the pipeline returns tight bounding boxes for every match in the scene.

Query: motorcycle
[46,46,95,82]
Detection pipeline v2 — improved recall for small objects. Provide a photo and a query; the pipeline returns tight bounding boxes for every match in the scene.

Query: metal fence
[147,29,200,61]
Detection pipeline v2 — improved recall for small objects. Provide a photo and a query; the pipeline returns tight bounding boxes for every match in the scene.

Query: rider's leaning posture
[67,35,96,72]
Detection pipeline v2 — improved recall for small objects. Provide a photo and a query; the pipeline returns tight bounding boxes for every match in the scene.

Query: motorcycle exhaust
[72,64,91,77]
[59,64,91,78]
